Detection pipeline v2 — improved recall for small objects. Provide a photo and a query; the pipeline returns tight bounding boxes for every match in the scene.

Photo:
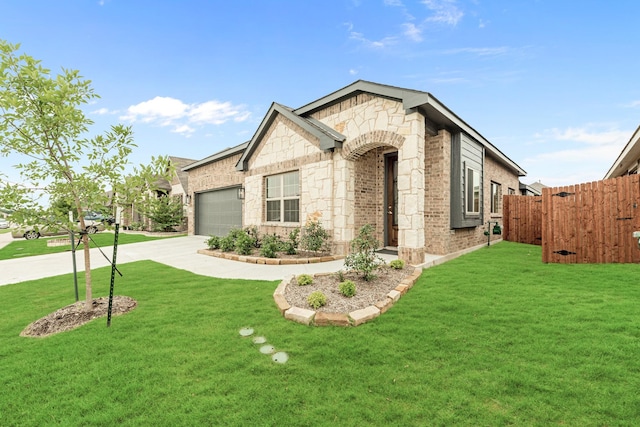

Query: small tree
[344,224,385,281]
[299,219,330,255]
[0,40,166,311]
[142,194,183,232]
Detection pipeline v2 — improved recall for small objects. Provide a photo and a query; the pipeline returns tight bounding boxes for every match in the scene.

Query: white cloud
[92,107,118,115]
[520,124,632,185]
[625,100,640,108]
[402,23,423,42]
[384,0,403,6]
[121,96,250,136]
[349,31,398,49]
[442,46,509,56]
[542,126,629,147]
[172,124,195,136]
[349,69,359,75]
[422,0,463,26]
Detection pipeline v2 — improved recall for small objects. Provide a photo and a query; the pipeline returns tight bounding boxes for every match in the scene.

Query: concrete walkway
[0,234,431,287]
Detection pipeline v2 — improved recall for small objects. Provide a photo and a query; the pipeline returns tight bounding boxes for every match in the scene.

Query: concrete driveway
[0,234,409,286]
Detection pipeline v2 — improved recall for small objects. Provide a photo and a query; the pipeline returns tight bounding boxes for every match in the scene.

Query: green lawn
[0,242,638,426]
[0,232,183,260]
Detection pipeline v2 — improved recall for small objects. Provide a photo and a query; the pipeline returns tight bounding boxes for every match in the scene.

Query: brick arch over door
[342,130,405,161]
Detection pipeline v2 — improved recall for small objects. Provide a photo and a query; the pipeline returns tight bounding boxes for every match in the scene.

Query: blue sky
[1,0,639,189]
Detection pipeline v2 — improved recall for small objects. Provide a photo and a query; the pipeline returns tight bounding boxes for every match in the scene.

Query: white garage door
[195,187,243,236]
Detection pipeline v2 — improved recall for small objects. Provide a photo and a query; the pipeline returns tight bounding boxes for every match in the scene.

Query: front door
[385,154,398,247]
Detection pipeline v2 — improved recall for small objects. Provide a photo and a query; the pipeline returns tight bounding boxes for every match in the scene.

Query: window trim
[491,181,502,214]
[465,166,481,215]
[265,170,300,223]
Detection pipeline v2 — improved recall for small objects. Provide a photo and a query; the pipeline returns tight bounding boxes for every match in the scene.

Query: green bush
[307,291,326,309]
[299,220,330,254]
[129,221,146,231]
[259,234,281,258]
[335,270,345,282]
[296,274,313,286]
[234,230,256,255]
[219,235,235,252]
[344,224,385,281]
[389,259,405,269]
[339,280,356,297]
[205,235,220,250]
[283,227,299,255]
[244,225,261,248]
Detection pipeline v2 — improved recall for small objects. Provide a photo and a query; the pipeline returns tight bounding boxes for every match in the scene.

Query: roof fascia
[294,80,526,177]
[182,142,249,171]
[604,125,640,179]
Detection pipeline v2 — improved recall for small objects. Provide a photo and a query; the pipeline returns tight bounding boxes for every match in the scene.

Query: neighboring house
[604,125,640,179]
[184,80,526,264]
[519,181,545,196]
[167,156,197,231]
[117,156,196,230]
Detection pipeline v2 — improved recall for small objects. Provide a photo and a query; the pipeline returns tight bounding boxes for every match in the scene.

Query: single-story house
[519,181,545,196]
[604,125,640,179]
[184,80,526,264]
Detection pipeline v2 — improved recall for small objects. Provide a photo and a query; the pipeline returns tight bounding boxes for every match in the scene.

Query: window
[508,187,516,195]
[466,167,480,214]
[266,171,299,222]
[491,182,502,214]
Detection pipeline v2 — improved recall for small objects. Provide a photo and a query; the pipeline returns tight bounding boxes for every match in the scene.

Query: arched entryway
[343,131,405,248]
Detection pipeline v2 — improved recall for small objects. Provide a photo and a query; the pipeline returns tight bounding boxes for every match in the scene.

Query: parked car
[0,218,9,229]
[81,211,115,226]
[11,221,105,240]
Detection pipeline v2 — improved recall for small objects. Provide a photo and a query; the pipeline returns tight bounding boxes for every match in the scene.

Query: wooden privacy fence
[503,174,640,264]
[503,195,542,245]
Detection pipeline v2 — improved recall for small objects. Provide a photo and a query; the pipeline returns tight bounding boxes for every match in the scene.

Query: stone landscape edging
[197,248,344,265]
[273,267,423,327]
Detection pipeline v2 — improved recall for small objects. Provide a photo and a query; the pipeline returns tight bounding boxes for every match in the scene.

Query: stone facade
[185,82,524,264]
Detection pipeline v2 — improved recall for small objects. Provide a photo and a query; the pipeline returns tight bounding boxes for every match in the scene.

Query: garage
[195,187,243,236]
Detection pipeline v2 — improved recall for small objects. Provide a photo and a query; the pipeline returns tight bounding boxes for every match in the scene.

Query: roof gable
[235,103,345,171]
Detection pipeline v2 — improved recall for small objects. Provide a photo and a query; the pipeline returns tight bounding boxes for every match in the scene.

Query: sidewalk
[0,234,413,286]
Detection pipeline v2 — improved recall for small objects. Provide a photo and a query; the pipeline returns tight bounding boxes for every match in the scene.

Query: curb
[273,267,422,327]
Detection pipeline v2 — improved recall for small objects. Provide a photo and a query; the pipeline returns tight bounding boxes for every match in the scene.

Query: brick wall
[424,130,451,254]
[422,130,521,256]
[353,147,386,244]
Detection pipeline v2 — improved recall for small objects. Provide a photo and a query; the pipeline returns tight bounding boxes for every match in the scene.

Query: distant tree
[0,40,166,311]
[143,194,184,232]
[50,197,76,220]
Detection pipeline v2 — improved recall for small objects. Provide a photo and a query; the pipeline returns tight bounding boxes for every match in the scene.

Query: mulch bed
[21,296,137,338]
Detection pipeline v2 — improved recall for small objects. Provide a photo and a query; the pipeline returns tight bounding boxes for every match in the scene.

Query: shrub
[299,219,330,255]
[234,230,256,255]
[129,221,146,231]
[389,259,405,270]
[339,280,356,297]
[282,227,300,255]
[344,224,385,281]
[307,291,326,309]
[296,274,313,286]
[244,225,261,248]
[219,235,235,252]
[205,235,220,250]
[259,233,281,258]
[335,269,345,282]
